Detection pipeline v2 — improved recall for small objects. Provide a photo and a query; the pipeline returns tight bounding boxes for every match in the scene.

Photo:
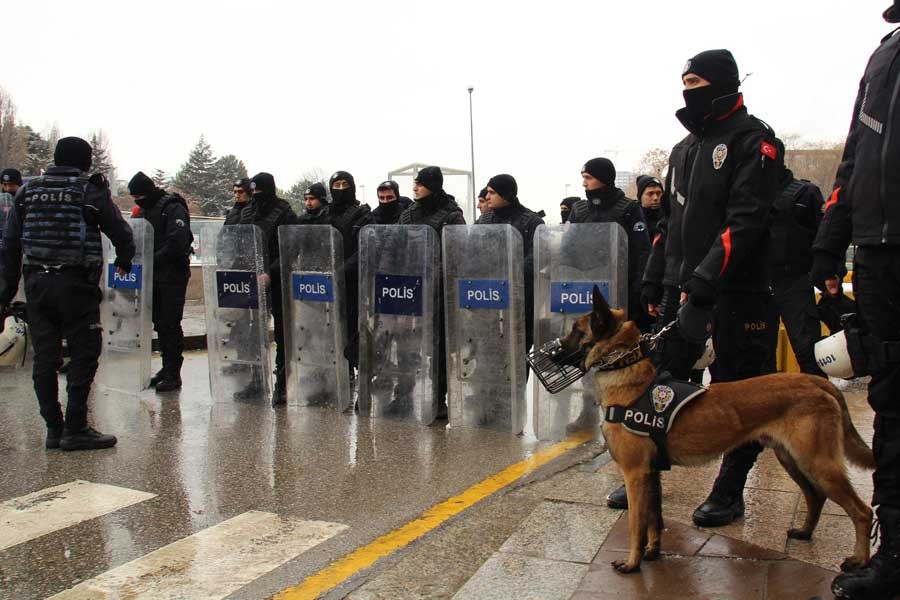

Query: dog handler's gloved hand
[640,281,663,316]
[678,277,715,344]
[810,251,845,297]
[682,276,716,307]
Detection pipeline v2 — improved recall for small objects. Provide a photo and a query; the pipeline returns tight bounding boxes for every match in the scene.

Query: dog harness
[604,371,707,470]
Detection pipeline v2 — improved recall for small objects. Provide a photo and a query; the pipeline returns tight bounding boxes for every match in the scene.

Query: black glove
[677,299,713,344]
[640,282,663,310]
[113,256,132,273]
[682,276,716,308]
[810,251,845,294]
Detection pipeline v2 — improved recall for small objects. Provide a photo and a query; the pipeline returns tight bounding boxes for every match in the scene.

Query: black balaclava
[681,49,740,124]
[329,170,356,207]
[487,174,518,204]
[1,168,22,185]
[886,0,900,22]
[581,157,616,201]
[128,171,161,208]
[560,196,578,223]
[250,172,277,201]
[54,137,93,172]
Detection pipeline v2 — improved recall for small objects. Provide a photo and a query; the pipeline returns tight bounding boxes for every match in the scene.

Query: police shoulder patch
[712,144,728,170]
[633,221,646,232]
[175,218,185,227]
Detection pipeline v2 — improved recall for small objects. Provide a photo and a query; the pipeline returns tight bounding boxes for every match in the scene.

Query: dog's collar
[592,339,653,371]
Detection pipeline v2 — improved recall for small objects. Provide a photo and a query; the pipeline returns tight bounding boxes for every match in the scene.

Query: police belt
[604,372,707,470]
[23,263,88,274]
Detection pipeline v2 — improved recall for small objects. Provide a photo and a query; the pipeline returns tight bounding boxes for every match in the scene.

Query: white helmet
[0,313,27,368]
[814,330,855,379]
[692,337,716,370]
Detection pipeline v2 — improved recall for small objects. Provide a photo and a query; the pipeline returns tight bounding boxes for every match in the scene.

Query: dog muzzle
[526,338,589,394]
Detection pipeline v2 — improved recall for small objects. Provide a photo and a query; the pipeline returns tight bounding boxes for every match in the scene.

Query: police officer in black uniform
[323,171,373,379]
[569,157,652,330]
[476,174,544,352]
[814,5,900,596]
[768,160,825,377]
[128,171,194,392]
[0,137,135,451]
[669,50,781,528]
[298,182,328,223]
[230,172,297,405]
[636,175,664,242]
[399,166,466,415]
[372,180,412,225]
[1,168,23,195]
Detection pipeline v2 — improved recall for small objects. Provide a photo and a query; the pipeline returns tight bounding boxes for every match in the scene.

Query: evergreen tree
[151,168,169,188]
[175,135,219,214]
[209,154,248,215]
[23,127,51,176]
[90,131,114,177]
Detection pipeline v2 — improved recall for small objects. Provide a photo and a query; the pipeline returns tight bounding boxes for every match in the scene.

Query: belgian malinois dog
[558,287,875,574]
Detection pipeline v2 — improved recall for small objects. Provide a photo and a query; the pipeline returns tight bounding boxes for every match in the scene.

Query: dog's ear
[590,285,613,339]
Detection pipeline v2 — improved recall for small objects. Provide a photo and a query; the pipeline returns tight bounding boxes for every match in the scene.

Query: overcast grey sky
[3,0,892,220]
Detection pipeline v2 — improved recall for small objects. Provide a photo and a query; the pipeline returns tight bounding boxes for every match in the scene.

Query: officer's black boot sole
[155,377,182,393]
[149,368,166,388]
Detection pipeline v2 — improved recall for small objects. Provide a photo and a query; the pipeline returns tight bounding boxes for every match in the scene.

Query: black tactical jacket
[815,27,900,255]
[768,174,823,276]
[320,200,373,276]
[475,201,544,271]
[372,197,413,225]
[398,192,466,232]
[136,191,193,284]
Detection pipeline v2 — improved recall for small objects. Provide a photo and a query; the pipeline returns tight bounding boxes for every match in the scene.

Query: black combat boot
[832,505,900,599]
[60,426,117,451]
[271,370,286,407]
[693,442,763,527]
[155,371,182,393]
[149,368,166,387]
[607,484,628,509]
[45,425,63,449]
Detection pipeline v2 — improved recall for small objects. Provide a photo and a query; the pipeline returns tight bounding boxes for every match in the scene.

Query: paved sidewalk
[450,382,881,600]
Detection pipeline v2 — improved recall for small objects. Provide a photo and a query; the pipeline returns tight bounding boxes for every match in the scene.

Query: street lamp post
[468,87,476,222]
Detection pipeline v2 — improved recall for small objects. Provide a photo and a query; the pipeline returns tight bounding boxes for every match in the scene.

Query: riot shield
[533,223,628,440]
[202,224,271,404]
[96,219,154,394]
[0,192,13,240]
[443,225,526,433]
[279,224,350,411]
[358,225,440,424]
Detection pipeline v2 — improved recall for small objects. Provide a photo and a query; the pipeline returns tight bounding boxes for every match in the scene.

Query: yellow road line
[274,430,595,600]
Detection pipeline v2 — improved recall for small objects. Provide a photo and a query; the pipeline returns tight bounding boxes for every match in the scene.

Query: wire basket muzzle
[526,338,588,393]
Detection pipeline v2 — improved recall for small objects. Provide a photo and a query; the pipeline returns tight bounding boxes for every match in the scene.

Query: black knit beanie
[305,182,328,202]
[377,180,400,198]
[233,177,251,193]
[128,171,156,196]
[581,158,616,186]
[1,168,22,185]
[560,196,579,209]
[886,0,900,22]
[54,137,93,172]
[487,174,518,202]
[478,187,488,200]
[414,166,443,193]
[682,49,740,88]
[250,172,277,195]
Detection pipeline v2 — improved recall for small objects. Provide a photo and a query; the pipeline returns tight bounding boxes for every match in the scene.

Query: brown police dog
[558,287,875,574]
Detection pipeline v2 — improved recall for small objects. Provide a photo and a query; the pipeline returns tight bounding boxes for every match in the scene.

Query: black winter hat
[636,175,663,201]
[1,168,22,185]
[414,166,443,192]
[581,157,616,186]
[329,170,355,189]
[54,137,93,172]
[487,174,518,202]
[886,0,900,22]
[478,187,488,200]
[560,196,579,208]
[305,182,328,202]
[250,172,277,195]
[233,177,251,193]
[128,171,156,196]
[682,49,740,88]
[376,180,400,197]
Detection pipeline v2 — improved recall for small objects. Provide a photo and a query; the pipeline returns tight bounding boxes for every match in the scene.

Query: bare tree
[635,147,670,179]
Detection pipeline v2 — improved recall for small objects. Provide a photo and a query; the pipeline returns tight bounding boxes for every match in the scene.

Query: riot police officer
[0,137,135,451]
[815,4,900,596]
[476,174,544,352]
[298,182,328,223]
[372,180,412,225]
[128,171,194,392]
[1,168,23,195]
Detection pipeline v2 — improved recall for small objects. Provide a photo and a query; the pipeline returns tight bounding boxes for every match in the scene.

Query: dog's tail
[812,377,876,470]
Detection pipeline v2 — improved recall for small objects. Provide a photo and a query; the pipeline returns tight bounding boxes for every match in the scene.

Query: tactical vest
[571,195,629,225]
[142,193,193,269]
[20,174,102,266]
[328,202,369,234]
[238,198,291,241]
[399,202,461,230]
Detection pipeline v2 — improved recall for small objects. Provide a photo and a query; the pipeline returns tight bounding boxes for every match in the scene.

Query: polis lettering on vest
[624,408,665,430]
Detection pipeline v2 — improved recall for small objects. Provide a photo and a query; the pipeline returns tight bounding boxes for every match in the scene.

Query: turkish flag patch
[760,141,777,160]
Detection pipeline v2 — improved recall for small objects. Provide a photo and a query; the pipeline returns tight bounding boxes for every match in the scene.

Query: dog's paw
[839,557,866,573]
[787,528,812,541]
[643,546,661,561]
[611,559,641,573]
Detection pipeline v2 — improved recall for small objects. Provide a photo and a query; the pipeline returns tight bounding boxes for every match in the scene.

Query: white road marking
[0,480,156,551]
[49,510,348,600]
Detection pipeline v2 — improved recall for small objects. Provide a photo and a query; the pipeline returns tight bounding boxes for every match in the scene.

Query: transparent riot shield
[96,219,154,394]
[533,223,628,440]
[358,225,440,424]
[0,192,13,240]
[443,225,526,433]
[202,224,271,404]
[279,225,350,411]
